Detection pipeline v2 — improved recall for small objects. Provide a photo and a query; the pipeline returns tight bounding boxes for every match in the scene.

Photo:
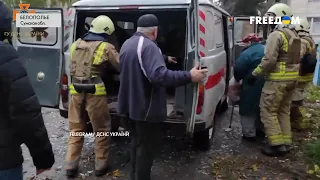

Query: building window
[307,17,312,23]
[312,17,320,34]
[309,17,320,34]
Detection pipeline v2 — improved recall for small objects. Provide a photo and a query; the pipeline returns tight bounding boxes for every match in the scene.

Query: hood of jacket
[82,32,109,42]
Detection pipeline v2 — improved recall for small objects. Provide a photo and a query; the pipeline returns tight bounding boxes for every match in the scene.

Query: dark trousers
[0,165,23,180]
[127,120,163,180]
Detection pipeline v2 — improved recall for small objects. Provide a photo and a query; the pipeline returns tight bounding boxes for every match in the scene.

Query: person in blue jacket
[234,34,265,141]
[117,14,208,180]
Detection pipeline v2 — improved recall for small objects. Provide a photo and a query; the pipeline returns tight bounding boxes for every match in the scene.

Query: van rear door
[232,16,257,60]
[12,8,64,107]
[185,0,200,135]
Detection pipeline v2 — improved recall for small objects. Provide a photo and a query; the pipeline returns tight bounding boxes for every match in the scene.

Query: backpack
[300,36,317,74]
[276,28,301,64]
[300,53,317,74]
[70,39,103,79]
[302,36,316,57]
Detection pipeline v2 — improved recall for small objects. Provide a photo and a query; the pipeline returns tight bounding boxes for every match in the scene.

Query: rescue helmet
[295,18,310,32]
[266,3,293,17]
[89,15,115,35]
[242,33,260,43]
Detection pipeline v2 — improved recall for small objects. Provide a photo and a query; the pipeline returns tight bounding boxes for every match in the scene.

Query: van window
[228,28,233,48]
[190,10,196,47]
[205,11,215,50]
[214,14,224,48]
[234,20,254,42]
[18,27,58,46]
[117,21,134,29]
[117,21,135,35]
[83,17,136,38]
[85,19,135,30]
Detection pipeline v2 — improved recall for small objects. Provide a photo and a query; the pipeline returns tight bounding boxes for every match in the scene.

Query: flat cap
[137,14,158,27]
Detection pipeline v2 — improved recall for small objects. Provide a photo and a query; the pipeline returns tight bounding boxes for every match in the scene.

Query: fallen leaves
[307,164,320,175]
[252,164,259,172]
[106,169,124,177]
[305,113,312,118]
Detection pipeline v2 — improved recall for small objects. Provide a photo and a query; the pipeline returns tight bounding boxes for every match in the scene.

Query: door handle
[37,71,45,82]
[200,66,208,69]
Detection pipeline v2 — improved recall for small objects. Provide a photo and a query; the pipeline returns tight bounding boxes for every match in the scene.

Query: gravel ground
[22,106,307,180]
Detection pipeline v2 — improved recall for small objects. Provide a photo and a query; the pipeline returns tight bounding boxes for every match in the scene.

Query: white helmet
[89,15,115,35]
[266,3,293,17]
[295,18,310,32]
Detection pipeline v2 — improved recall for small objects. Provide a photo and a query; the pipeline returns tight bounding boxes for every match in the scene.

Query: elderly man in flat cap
[117,14,208,180]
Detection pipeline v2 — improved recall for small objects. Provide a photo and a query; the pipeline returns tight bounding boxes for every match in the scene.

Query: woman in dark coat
[234,34,265,141]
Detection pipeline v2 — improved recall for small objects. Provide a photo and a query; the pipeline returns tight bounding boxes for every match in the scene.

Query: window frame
[309,17,320,35]
[233,19,255,43]
[190,10,196,48]
[214,13,224,49]
[17,27,58,46]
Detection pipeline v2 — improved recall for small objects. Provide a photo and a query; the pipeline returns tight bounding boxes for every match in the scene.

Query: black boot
[66,169,78,178]
[242,136,256,142]
[95,167,109,177]
[256,130,266,138]
[285,145,293,152]
[261,145,287,157]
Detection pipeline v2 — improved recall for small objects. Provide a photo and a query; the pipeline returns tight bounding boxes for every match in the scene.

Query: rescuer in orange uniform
[65,15,119,177]
[248,3,301,157]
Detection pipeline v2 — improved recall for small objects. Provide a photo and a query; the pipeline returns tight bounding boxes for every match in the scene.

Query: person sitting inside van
[234,34,265,141]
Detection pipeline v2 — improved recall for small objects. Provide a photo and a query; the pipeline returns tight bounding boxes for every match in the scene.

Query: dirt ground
[22,93,320,180]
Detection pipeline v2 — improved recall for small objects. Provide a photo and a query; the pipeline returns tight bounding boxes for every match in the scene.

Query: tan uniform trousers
[66,94,111,170]
[260,80,297,146]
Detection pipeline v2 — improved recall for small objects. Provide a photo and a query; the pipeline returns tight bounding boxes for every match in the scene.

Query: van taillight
[61,74,68,104]
[196,84,205,114]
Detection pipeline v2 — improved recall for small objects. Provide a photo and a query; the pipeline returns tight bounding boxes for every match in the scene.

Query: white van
[12,0,256,150]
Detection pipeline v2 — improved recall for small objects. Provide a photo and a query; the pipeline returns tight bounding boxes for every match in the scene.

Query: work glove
[247,74,257,85]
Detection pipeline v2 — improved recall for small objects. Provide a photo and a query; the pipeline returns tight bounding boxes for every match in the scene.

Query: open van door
[232,16,257,61]
[185,0,200,135]
[12,8,64,108]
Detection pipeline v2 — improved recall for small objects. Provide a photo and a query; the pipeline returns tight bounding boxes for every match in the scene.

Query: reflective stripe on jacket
[68,41,107,95]
[253,29,300,81]
[269,31,299,80]
[298,73,314,83]
[69,83,106,95]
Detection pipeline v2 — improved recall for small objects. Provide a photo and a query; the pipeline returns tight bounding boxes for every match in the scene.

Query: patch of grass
[303,85,320,135]
[306,85,320,103]
[307,140,320,166]
[305,85,320,167]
